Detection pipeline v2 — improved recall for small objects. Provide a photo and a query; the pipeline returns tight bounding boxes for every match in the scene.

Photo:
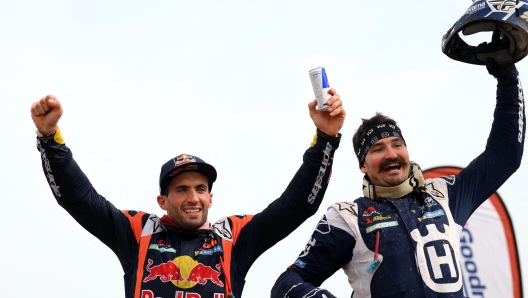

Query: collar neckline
[362,162,425,200]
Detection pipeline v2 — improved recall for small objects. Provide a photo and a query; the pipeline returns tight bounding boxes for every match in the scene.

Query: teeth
[185,209,200,213]
[385,163,400,170]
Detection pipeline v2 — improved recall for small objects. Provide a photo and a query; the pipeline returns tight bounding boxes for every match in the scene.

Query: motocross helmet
[442,0,528,65]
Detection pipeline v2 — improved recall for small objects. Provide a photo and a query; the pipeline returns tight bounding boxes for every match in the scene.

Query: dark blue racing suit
[271,69,525,298]
[36,129,341,298]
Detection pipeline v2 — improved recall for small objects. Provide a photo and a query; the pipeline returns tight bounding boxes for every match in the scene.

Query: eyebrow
[175,183,208,190]
[371,138,402,149]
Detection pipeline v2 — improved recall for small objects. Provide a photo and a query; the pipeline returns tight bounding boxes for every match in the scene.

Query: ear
[157,195,168,210]
[360,164,368,174]
[208,193,213,208]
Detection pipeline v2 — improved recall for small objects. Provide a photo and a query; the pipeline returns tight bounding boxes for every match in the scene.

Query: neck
[362,162,425,200]
[160,215,210,230]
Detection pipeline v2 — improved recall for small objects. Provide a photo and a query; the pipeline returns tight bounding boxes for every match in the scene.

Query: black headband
[356,123,406,166]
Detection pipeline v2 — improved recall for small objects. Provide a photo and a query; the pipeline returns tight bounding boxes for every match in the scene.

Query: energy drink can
[308,66,331,111]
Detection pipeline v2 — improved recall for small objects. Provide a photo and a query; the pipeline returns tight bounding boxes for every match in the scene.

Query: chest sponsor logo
[365,214,392,225]
[366,221,398,233]
[149,240,177,254]
[196,245,223,256]
[419,197,439,213]
[411,223,462,292]
[419,209,445,221]
[143,256,224,289]
[195,239,223,256]
[363,206,380,217]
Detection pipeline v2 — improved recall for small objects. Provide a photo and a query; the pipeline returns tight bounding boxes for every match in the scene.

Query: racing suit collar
[362,161,425,200]
[160,214,210,230]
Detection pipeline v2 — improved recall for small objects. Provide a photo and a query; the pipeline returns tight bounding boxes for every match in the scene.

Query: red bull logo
[175,154,197,166]
[187,263,224,287]
[143,256,224,289]
[144,259,184,282]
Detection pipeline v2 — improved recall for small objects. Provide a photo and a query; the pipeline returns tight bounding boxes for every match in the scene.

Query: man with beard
[31,88,345,298]
[271,58,525,298]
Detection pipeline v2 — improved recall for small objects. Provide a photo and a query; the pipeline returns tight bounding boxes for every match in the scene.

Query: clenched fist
[30,95,63,136]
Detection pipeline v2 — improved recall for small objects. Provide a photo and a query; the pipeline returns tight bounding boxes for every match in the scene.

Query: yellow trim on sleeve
[310,129,318,147]
[54,127,65,144]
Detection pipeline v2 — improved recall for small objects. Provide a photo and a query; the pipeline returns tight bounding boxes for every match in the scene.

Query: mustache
[378,157,407,173]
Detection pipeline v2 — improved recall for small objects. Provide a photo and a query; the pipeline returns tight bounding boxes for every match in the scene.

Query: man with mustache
[271,58,525,298]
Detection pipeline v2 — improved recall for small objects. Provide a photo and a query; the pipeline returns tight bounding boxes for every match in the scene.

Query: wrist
[36,126,58,137]
[317,129,340,139]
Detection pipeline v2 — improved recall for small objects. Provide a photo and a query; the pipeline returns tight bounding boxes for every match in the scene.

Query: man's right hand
[30,95,63,136]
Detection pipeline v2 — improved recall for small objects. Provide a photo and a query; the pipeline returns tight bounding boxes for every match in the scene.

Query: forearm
[451,68,525,222]
[271,270,312,298]
[37,130,126,246]
[248,130,341,247]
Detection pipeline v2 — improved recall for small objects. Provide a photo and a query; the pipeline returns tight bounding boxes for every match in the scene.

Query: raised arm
[30,95,137,269]
[218,90,346,277]
[450,58,525,224]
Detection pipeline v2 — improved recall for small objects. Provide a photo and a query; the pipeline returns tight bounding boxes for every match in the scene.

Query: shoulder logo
[425,183,445,198]
[212,217,233,241]
[335,202,357,216]
[141,214,164,237]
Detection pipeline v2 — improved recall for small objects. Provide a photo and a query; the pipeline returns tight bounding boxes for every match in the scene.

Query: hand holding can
[309,66,331,111]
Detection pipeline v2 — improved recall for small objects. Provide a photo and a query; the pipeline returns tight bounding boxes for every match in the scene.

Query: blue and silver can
[308,66,331,111]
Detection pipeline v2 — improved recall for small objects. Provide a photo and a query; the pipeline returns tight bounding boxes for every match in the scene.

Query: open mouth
[379,158,406,173]
[384,163,401,172]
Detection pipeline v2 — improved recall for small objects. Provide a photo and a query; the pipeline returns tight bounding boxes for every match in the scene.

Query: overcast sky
[1,1,526,297]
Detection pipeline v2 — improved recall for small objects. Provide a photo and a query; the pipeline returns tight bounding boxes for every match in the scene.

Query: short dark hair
[352,112,399,163]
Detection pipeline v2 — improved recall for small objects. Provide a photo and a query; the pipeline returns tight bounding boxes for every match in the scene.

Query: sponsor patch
[363,206,380,217]
[148,244,177,254]
[196,245,223,256]
[366,221,399,233]
[365,214,392,224]
[422,209,445,220]
[175,154,197,166]
[293,259,307,268]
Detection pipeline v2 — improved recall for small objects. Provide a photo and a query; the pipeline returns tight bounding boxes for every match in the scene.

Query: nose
[385,146,398,159]
[186,189,200,203]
